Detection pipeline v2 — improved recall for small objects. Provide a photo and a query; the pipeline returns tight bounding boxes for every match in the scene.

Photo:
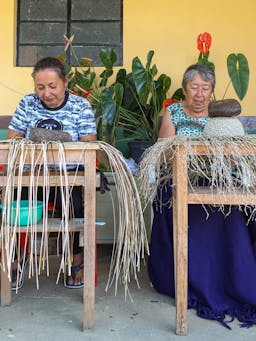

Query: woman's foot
[11,256,28,291]
[66,251,84,288]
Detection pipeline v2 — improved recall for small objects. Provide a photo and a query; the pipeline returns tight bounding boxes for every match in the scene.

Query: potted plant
[58,35,119,143]
[58,36,171,161]
[166,32,250,103]
[99,50,171,161]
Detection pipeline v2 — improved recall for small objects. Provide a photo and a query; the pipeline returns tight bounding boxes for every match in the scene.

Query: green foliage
[171,88,185,101]
[99,48,117,87]
[197,51,215,72]
[60,33,251,149]
[98,50,171,143]
[59,38,171,145]
[227,53,249,100]
[132,50,155,106]
[196,35,250,101]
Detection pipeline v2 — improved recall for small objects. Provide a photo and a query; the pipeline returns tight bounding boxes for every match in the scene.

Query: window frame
[16,0,123,66]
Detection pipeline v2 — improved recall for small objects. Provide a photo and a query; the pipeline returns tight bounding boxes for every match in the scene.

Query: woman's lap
[148,185,256,327]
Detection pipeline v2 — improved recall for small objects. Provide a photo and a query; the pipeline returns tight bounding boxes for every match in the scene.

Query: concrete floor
[0,245,255,341]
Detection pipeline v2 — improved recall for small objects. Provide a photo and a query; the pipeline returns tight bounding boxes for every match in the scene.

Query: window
[16,0,123,66]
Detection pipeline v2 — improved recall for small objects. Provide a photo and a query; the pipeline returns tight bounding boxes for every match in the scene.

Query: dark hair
[182,64,216,90]
[32,57,66,81]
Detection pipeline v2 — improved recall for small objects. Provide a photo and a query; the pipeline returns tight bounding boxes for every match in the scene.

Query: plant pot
[128,140,155,164]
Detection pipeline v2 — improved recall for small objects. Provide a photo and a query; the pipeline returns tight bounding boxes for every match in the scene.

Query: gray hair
[182,64,215,90]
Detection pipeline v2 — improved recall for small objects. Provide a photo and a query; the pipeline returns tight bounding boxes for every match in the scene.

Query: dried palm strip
[138,135,256,220]
[96,141,149,300]
[0,139,71,290]
[0,139,149,298]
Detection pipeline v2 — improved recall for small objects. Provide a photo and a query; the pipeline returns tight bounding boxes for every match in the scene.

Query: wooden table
[0,141,100,330]
[172,142,256,335]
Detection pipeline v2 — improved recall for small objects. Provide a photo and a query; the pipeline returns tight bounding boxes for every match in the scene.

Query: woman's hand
[6,129,24,139]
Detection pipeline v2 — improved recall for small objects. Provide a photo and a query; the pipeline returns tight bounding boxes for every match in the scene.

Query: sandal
[65,263,84,289]
[11,256,29,291]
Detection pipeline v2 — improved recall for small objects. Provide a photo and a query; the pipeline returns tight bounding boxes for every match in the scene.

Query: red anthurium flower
[64,34,74,52]
[75,84,91,98]
[197,32,212,55]
[80,57,93,67]
[81,57,92,62]
[69,89,77,95]
[82,90,90,99]
[163,98,179,109]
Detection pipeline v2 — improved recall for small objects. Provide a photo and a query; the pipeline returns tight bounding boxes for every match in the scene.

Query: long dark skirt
[148,185,256,329]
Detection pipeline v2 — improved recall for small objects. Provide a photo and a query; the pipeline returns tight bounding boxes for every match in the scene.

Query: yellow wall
[1,0,256,116]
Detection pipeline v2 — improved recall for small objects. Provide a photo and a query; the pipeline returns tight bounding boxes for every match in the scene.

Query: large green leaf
[99,69,114,87]
[113,83,124,111]
[146,50,154,68]
[99,48,118,69]
[89,71,96,86]
[171,88,185,101]
[132,50,155,106]
[100,87,116,125]
[227,53,249,100]
[100,84,124,126]
[121,73,141,112]
[100,84,124,145]
[115,127,130,158]
[155,74,171,110]
[99,48,118,87]
[151,64,158,78]
[125,128,151,141]
[116,68,127,86]
[77,73,91,89]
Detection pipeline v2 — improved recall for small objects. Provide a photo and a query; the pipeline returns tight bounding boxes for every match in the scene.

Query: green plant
[58,36,171,147]
[103,50,171,143]
[197,32,249,101]
[169,32,250,103]
[57,35,120,145]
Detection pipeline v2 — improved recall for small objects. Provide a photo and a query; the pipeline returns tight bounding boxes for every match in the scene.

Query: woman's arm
[159,110,176,138]
[79,134,97,142]
[6,129,25,139]
[79,134,104,166]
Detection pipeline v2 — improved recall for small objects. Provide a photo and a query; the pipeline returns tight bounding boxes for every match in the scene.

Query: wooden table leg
[1,249,12,306]
[1,189,12,306]
[83,150,96,329]
[173,145,188,335]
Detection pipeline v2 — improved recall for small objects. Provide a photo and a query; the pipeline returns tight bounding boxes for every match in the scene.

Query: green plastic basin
[0,200,43,226]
